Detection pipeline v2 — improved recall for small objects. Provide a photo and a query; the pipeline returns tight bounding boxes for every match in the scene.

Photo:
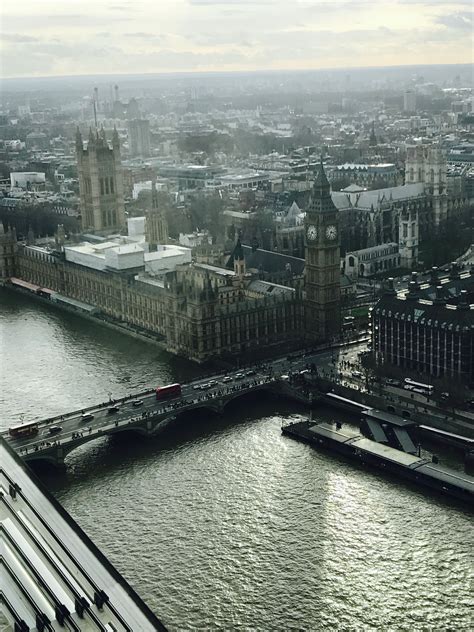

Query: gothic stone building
[76,127,126,234]
[3,166,341,363]
[10,239,302,363]
[304,161,341,341]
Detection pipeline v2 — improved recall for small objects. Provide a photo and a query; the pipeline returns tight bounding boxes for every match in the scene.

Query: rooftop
[0,437,166,631]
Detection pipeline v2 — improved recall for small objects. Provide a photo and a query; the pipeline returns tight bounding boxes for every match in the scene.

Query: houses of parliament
[0,132,340,362]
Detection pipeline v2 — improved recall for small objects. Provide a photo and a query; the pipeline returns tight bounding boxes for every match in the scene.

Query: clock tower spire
[304,158,340,341]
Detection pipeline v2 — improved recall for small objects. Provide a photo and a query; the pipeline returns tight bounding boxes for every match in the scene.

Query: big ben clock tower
[304,159,340,341]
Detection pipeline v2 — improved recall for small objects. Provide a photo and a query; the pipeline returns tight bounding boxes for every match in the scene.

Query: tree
[187,193,224,240]
[0,203,79,239]
[360,351,377,392]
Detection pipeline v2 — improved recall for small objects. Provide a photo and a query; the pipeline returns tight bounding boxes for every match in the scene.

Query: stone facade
[12,243,302,363]
[405,144,447,226]
[3,169,343,363]
[0,225,16,283]
[304,161,341,341]
[145,181,169,251]
[372,268,474,383]
[345,243,400,279]
[76,127,126,234]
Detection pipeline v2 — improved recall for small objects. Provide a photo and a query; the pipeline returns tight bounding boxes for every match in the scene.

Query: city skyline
[0,0,472,78]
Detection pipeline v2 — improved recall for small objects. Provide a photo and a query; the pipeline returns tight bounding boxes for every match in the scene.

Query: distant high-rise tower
[126,98,140,119]
[304,159,340,341]
[403,90,417,112]
[75,127,125,234]
[128,119,151,158]
[145,181,168,250]
[369,121,377,146]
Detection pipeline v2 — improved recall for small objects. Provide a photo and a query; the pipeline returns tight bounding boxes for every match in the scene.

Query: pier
[282,421,474,505]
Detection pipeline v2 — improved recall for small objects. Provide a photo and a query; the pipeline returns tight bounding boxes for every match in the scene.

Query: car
[280,375,290,381]
[81,413,94,421]
[132,399,144,407]
[108,405,120,414]
[48,425,62,435]
[222,376,233,383]
[385,378,401,387]
[234,373,245,380]
[352,371,363,378]
[207,380,218,387]
[200,383,211,390]
[440,392,450,400]
[246,370,256,376]
[193,384,202,390]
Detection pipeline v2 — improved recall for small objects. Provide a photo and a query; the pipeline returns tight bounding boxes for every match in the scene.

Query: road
[4,339,370,456]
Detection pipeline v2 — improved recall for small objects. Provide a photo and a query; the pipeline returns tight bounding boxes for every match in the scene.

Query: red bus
[9,421,39,439]
[156,383,182,401]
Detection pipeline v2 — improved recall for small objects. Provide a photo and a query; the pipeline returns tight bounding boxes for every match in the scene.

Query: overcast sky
[0,0,472,78]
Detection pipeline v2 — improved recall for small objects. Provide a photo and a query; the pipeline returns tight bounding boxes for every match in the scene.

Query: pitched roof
[226,245,305,275]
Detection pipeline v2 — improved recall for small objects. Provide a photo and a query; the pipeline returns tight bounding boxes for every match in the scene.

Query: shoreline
[2,284,169,350]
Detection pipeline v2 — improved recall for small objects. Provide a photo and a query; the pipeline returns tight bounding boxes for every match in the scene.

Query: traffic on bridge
[3,342,368,467]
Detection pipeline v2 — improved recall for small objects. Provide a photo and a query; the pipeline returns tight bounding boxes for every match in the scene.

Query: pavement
[8,334,472,455]
[4,338,370,456]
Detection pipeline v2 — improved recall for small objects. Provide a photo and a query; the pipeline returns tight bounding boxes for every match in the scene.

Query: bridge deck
[3,374,285,464]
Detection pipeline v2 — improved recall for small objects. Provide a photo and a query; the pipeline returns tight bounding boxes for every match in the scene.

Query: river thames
[1,290,472,631]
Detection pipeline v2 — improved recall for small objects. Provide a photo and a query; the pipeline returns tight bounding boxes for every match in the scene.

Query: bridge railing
[19,377,282,455]
[5,341,370,435]
[3,367,278,433]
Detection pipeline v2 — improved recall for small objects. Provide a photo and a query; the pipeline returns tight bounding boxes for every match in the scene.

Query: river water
[1,290,472,631]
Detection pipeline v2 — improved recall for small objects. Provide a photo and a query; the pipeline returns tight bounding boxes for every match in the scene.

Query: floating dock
[282,421,473,505]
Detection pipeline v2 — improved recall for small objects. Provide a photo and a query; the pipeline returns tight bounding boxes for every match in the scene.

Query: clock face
[325,225,337,241]
[307,225,318,241]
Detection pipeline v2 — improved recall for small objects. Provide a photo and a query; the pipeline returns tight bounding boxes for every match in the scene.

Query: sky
[0,0,472,78]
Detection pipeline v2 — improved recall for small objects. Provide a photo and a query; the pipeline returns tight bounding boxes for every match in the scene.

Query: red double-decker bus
[9,421,39,439]
[156,383,182,401]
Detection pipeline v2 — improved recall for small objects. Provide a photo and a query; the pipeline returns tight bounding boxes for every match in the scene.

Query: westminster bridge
[3,368,312,467]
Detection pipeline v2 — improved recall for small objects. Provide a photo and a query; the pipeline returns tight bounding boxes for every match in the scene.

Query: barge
[282,421,473,506]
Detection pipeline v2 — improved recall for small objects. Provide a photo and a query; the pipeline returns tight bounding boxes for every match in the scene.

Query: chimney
[406,281,419,300]
[457,289,470,310]
[410,271,420,290]
[449,261,460,280]
[384,277,397,296]
[433,285,446,306]
[429,266,439,285]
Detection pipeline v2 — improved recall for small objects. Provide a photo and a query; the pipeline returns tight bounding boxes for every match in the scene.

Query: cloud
[0,33,39,43]
[0,0,471,77]
[123,32,163,39]
[188,0,271,4]
[108,3,132,9]
[397,0,473,4]
[436,11,472,29]
[2,12,128,30]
